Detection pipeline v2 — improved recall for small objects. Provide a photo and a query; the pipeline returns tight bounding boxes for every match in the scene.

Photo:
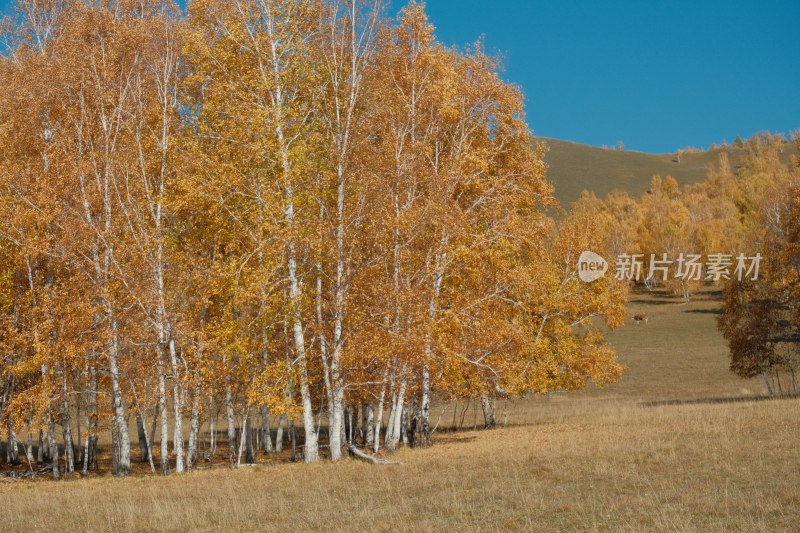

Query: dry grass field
[2,288,799,532]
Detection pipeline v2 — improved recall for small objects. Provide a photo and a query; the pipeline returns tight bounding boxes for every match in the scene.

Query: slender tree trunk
[82,433,91,474]
[260,405,272,452]
[362,402,374,448]
[25,425,34,465]
[351,404,360,445]
[275,414,286,453]
[245,412,255,465]
[481,395,496,429]
[374,372,387,454]
[48,417,59,479]
[186,379,201,470]
[111,418,119,474]
[157,345,170,474]
[329,169,347,461]
[149,405,158,461]
[316,265,334,444]
[321,2,375,463]
[417,250,445,447]
[235,409,252,468]
[459,400,470,429]
[133,403,156,474]
[108,315,131,476]
[286,237,319,463]
[75,397,82,467]
[23,430,34,471]
[264,13,319,463]
[412,365,431,448]
[763,370,774,398]
[85,365,98,473]
[208,395,216,459]
[225,381,236,466]
[168,337,184,473]
[82,419,91,474]
[7,422,18,464]
[385,379,407,452]
[329,390,345,460]
[136,413,149,463]
[400,406,409,446]
[289,420,297,462]
[343,406,351,446]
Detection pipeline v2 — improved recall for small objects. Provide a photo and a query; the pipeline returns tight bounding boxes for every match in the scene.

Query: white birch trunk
[245,412,255,465]
[158,346,170,474]
[25,426,34,465]
[186,379,201,470]
[362,402,374,448]
[225,381,236,465]
[48,418,59,479]
[316,266,335,454]
[168,336,184,473]
[374,371,387,454]
[83,365,97,474]
[108,314,131,476]
[59,373,74,475]
[417,250,446,447]
[385,379,407,452]
[285,231,319,463]
[329,389,345,460]
[136,413,149,463]
[7,423,18,464]
[208,395,216,459]
[260,0,319,465]
[481,395,496,428]
[260,405,272,452]
[275,413,286,453]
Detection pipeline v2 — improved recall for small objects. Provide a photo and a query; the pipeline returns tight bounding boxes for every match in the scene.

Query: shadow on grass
[433,434,478,445]
[628,298,678,307]
[684,308,722,315]
[641,393,799,408]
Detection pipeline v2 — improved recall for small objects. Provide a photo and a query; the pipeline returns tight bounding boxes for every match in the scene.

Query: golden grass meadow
[2,288,798,532]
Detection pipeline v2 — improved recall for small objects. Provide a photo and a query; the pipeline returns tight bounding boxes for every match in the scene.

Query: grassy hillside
[4,289,799,531]
[538,137,799,208]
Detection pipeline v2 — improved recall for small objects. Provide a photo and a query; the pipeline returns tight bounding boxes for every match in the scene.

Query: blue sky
[2,0,798,153]
[419,0,800,153]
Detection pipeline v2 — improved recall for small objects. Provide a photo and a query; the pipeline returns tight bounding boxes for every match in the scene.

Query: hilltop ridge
[538,136,798,208]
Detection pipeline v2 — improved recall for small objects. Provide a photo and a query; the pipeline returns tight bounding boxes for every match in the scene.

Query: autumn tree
[720,143,800,396]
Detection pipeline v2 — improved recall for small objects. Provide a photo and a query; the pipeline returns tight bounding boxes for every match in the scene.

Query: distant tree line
[567,133,800,394]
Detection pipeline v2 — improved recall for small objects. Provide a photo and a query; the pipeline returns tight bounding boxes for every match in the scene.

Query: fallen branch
[347,444,402,465]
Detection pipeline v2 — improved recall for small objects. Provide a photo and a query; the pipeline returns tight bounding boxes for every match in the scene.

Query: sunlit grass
[2,288,797,531]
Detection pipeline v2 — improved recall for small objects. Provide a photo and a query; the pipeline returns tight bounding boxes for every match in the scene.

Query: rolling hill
[537,137,799,208]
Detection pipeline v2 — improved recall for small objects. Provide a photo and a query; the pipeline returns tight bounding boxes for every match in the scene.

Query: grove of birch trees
[0,0,625,477]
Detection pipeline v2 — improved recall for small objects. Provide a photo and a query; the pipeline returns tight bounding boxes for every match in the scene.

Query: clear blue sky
[418,0,800,153]
[2,0,797,153]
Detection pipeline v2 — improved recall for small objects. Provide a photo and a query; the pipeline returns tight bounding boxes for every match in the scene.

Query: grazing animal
[632,314,649,325]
